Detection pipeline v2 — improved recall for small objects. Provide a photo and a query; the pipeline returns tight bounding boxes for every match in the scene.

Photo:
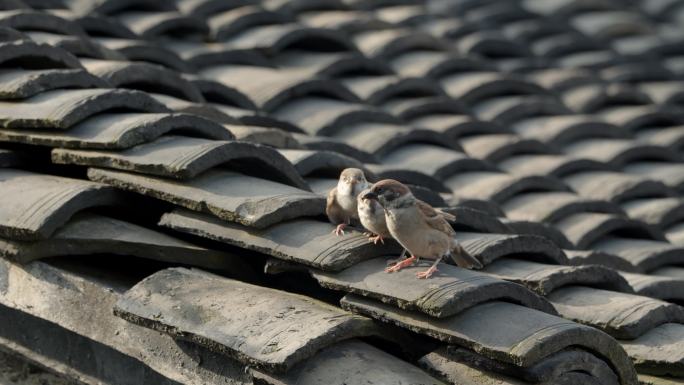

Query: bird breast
[337,191,358,213]
[359,202,389,236]
[386,207,451,259]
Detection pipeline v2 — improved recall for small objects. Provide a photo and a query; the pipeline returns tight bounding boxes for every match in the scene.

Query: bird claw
[385,256,416,273]
[332,224,346,236]
[370,235,384,245]
[416,267,438,279]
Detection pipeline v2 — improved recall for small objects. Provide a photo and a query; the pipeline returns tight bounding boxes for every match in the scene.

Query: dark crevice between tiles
[218,158,305,187]
[117,81,196,101]
[0,142,53,172]
[44,254,173,293]
[267,269,344,307]
[606,228,664,241]
[501,252,563,265]
[360,332,441,364]
[2,56,72,70]
[201,91,249,108]
[150,226,267,279]
[280,37,351,53]
[87,197,174,230]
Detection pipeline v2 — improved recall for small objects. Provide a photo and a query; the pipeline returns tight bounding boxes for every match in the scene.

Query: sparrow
[327,168,370,236]
[362,179,483,278]
[357,189,390,245]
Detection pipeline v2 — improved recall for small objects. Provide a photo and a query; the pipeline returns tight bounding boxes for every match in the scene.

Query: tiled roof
[0,0,683,384]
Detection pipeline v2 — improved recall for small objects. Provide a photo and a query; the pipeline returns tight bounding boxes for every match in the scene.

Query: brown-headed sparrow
[362,179,483,278]
[326,168,369,236]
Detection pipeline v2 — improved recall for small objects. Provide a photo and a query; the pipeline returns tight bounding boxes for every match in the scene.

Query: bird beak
[361,191,377,200]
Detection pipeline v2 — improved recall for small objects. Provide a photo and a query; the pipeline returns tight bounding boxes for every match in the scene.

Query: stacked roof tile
[0,0,683,384]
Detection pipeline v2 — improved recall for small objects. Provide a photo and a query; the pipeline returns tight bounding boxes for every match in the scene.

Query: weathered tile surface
[342,295,638,385]
[423,346,620,385]
[0,213,239,270]
[0,88,168,129]
[1,0,684,383]
[253,340,445,385]
[159,209,398,271]
[622,323,684,378]
[89,168,323,228]
[0,113,233,149]
[54,135,308,188]
[483,258,633,295]
[0,169,120,240]
[311,257,556,317]
[548,286,684,339]
[0,258,252,385]
[115,267,377,371]
[0,68,106,99]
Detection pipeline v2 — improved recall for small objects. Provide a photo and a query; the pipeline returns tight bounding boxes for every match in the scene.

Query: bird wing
[417,200,455,236]
[435,208,456,222]
[326,187,348,224]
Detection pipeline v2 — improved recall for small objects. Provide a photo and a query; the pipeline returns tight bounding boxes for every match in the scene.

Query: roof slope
[0,0,683,384]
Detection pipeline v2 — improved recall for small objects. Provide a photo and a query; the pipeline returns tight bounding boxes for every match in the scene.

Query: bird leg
[369,234,384,244]
[385,249,407,265]
[416,256,443,279]
[385,254,416,273]
[333,223,347,236]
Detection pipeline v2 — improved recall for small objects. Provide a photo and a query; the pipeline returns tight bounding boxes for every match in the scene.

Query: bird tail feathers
[450,243,483,270]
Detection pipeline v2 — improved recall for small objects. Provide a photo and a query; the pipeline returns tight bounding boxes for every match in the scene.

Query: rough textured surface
[0,89,167,129]
[621,272,684,302]
[1,1,684,384]
[483,258,633,295]
[311,257,557,317]
[0,169,120,240]
[160,209,397,271]
[89,167,323,228]
[0,350,77,385]
[0,213,240,270]
[455,232,568,266]
[0,258,252,385]
[115,267,378,371]
[252,340,445,385]
[622,323,684,377]
[341,295,638,385]
[422,346,620,385]
[0,113,233,149]
[0,305,185,385]
[54,135,308,188]
[420,349,527,385]
[548,286,684,339]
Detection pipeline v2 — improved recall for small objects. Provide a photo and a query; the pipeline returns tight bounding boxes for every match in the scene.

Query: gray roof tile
[253,339,446,385]
[0,169,120,240]
[0,213,238,268]
[0,88,168,129]
[312,257,556,317]
[484,258,633,295]
[53,135,307,187]
[88,167,322,228]
[114,267,377,371]
[342,295,638,385]
[0,68,106,99]
[0,112,233,149]
[160,209,397,271]
[548,286,684,339]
